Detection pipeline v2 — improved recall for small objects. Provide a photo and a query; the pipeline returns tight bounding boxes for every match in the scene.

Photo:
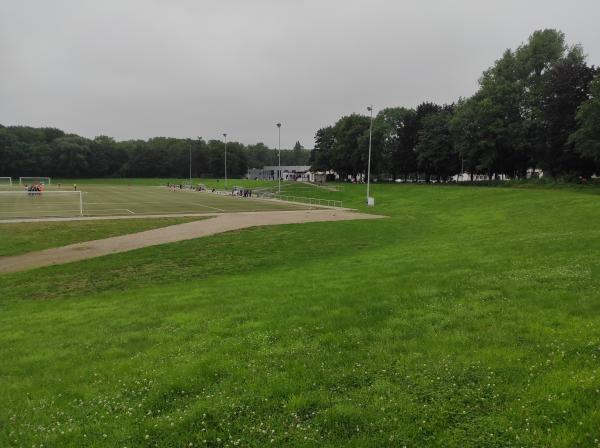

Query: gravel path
[0,209,383,274]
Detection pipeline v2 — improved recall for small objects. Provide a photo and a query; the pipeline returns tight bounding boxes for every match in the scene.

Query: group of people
[24,183,77,194]
[166,183,209,192]
[165,182,253,197]
[167,183,186,191]
[232,188,253,198]
[25,183,45,195]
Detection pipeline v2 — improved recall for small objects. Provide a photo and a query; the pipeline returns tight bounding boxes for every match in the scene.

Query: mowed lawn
[0,217,204,257]
[0,183,308,219]
[1,184,600,447]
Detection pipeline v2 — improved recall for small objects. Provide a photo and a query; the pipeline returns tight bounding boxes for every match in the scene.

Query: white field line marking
[100,207,229,215]
[0,208,134,216]
[97,203,227,212]
[0,207,229,218]
[90,209,247,215]
[0,208,135,215]
[84,208,140,213]
[0,210,83,215]
[179,203,225,212]
[83,208,225,215]
[83,201,226,212]
[0,201,81,204]
[84,202,137,205]
[80,201,228,212]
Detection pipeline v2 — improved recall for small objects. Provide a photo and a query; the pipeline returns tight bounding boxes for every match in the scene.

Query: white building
[452,169,543,182]
[452,173,510,182]
[247,165,314,182]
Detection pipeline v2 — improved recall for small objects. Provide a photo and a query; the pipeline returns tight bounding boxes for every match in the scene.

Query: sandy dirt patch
[0,209,383,274]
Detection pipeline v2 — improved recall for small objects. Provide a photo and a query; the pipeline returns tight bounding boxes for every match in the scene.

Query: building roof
[260,165,311,171]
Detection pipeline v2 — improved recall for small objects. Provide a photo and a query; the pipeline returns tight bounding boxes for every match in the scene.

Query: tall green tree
[89,136,118,177]
[370,107,417,179]
[384,108,418,180]
[515,29,588,176]
[415,106,458,181]
[570,74,600,164]
[50,136,91,177]
[246,143,275,168]
[331,114,371,178]
[537,49,597,176]
[451,29,592,179]
[309,127,334,172]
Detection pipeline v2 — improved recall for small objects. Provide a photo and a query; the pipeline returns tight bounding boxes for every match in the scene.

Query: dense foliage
[570,74,600,161]
[310,30,600,181]
[0,128,310,179]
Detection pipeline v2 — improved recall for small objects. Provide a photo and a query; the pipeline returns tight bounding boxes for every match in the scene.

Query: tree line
[0,127,310,179]
[310,29,600,181]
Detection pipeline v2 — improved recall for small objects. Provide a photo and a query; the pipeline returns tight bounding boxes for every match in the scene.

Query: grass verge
[0,217,204,257]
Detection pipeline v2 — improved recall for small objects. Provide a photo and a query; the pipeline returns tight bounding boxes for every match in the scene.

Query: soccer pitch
[0,184,310,219]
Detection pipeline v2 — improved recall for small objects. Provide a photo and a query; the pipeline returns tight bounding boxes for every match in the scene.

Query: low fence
[257,192,343,208]
[306,182,345,192]
[197,187,343,208]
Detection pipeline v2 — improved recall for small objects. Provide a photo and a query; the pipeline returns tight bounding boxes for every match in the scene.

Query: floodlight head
[276,123,281,128]
[367,106,373,112]
[223,133,227,138]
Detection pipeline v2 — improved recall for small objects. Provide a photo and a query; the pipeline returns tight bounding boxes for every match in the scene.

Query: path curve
[0,209,384,274]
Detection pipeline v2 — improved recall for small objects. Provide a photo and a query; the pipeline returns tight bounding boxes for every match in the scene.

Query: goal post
[19,177,51,185]
[0,177,12,187]
[0,190,83,218]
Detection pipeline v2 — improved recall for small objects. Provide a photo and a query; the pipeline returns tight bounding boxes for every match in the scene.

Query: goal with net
[19,176,51,185]
[0,177,12,187]
[0,191,83,219]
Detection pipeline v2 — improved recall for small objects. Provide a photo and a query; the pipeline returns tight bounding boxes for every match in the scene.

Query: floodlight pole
[276,123,282,193]
[223,133,228,189]
[366,105,374,204]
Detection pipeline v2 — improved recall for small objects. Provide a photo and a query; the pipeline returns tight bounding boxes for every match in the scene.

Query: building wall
[247,166,313,181]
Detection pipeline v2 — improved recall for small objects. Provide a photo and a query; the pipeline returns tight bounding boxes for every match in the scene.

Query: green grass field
[0,181,311,219]
[0,217,204,257]
[1,182,600,447]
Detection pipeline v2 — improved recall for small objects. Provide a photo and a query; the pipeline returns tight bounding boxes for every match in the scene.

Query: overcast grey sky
[1,0,599,149]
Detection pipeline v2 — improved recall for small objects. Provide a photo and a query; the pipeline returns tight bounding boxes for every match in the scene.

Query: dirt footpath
[0,209,384,274]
